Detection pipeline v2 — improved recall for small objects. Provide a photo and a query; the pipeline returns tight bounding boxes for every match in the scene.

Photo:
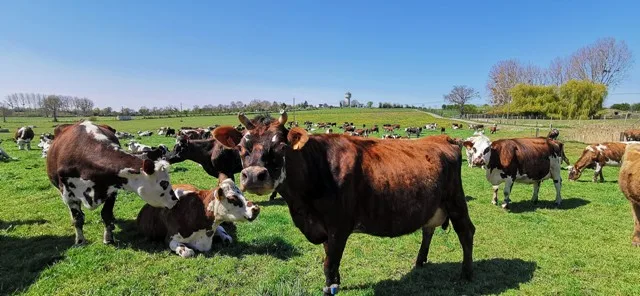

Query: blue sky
[1,1,638,109]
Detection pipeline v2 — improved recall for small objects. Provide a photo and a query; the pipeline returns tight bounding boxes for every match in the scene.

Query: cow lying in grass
[136,179,260,258]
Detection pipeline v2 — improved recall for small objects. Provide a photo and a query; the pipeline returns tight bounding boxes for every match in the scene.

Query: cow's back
[490,138,561,179]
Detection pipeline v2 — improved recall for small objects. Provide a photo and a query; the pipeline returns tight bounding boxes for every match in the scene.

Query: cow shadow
[575,180,617,184]
[362,258,536,296]
[0,219,48,230]
[0,234,74,295]
[465,195,475,202]
[113,219,300,260]
[507,197,590,213]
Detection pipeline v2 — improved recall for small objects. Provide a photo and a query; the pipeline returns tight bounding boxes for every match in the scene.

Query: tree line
[486,37,633,107]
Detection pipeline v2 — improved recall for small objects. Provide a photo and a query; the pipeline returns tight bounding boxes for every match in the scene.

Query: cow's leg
[502,179,514,209]
[322,233,348,295]
[593,163,602,183]
[169,239,196,258]
[531,181,541,204]
[66,199,86,245]
[415,226,436,267]
[492,185,500,205]
[450,206,475,280]
[214,225,233,244]
[269,191,278,200]
[101,194,116,244]
[550,166,563,207]
[631,202,640,247]
[26,141,31,151]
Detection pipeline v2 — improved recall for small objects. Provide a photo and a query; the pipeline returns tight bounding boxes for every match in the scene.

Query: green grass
[1,109,640,295]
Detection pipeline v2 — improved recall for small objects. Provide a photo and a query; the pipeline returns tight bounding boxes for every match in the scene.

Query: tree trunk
[53,108,58,122]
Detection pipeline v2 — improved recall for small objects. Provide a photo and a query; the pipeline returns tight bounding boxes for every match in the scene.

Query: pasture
[1,108,639,295]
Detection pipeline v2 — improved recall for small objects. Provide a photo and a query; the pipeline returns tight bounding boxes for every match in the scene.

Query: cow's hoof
[323,284,339,295]
[177,247,196,258]
[632,241,640,247]
[501,203,509,210]
[74,239,86,246]
[491,200,498,206]
[103,238,115,245]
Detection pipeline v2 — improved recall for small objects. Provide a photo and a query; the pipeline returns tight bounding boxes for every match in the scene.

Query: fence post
[535,128,539,137]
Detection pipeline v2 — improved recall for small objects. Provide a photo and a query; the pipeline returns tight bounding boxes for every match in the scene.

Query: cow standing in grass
[466,136,564,209]
[47,121,178,245]
[214,112,475,295]
[15,126,34,150]
[569,142,634,182]
[137,178,260,258]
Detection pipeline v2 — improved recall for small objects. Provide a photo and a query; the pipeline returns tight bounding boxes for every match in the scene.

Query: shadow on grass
[465,195,475,202]
[256,198,287,207]
[575,179,617,184]
[114,219,300,260]
[508,197,590,213]
[365,258,536,296]
[0,219,48,230]
[0,234,74,295]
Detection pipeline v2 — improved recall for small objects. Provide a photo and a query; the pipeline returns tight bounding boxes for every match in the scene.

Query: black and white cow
[15,126,35,150]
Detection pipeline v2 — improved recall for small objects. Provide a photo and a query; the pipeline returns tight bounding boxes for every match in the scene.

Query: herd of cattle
[2,116,640,295]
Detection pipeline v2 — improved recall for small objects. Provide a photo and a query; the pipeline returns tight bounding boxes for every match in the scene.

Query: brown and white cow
[136,178,260,258]
[466,137,564,209]
[47,121,178,245]
[568,142,632,182]
[619,143,640,246]
[623,129,640,141]
[213,112,475,295]
[15,126,35,150]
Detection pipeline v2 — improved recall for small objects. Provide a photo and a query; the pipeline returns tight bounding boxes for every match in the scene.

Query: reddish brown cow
[623,129,640,141]
[568,142,629,182]
[213,112,475,295]
[619,144,640,246]
[466,137,564,209]
[47,121,178,244]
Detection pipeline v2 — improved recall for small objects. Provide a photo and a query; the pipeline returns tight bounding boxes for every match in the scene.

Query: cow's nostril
[257,170,267,181]
[241,172,248,180]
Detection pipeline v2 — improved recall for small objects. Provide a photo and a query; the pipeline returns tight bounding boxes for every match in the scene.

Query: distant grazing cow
[381,134,401,139]
[370,125,379,133]
[326,128,333,134]
[213,112,475,294]
[405,127,422,138]
[452,123,462,130]
[165,128,176,137]
[115,131,134,139]
[619,143,640,246]
[138,130,153,137]
[440,127,446,134]
[128,141,152,153]
[465,137,564,209]
[547,128,560,140]
[490,124,498,134]
[623,129,640,141]
[568,142,631,182]
[15,126,35,150]
[469,124,484,130]
[136,179,260,258]
[425,123,438,130]
[383,126,394,133]
[47,121,178,245]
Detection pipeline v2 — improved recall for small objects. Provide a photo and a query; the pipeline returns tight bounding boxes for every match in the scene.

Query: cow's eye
[472,147,476,152]
[483,147,490,154]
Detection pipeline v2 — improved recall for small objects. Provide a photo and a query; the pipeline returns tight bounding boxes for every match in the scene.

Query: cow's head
[165,136,189,163]
[464,137,492,167]
[213,111,303,195]
[567,146,598,181]
[206,178,260,222]
[118,159,178,208]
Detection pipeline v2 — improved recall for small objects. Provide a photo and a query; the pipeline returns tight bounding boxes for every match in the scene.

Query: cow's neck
[187,140,215,164]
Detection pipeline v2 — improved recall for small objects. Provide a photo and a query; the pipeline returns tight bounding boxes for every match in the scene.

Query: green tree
[366,101,373,108]
[558,80,607,119]
[610,103,631,111]
[632,103,640,112]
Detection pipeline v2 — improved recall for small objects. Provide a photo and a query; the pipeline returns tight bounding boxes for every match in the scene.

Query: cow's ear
[142,159,155,175]
[118,168,140,178]
[146,148,163,161]
[214,187,225,200]
[463,141,474,149]
[213,126,243,148]
[287,127,309,150]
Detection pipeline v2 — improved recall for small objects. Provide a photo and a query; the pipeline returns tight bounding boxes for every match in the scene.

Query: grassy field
[1,109,639,295]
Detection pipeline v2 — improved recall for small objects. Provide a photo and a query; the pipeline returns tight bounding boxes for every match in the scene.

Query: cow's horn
[238,112,255,130]
[278,110,288,126]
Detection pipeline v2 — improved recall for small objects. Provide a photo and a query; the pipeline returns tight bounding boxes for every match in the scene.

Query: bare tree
[568,37,634,89]
[43,95,63,122]
[486,60,528,105]
[547,57,569,86]
[444,85,479,115]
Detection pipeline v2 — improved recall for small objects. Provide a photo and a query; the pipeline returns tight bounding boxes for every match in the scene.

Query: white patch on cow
[586,146,596,152]
[605,159,621,166]
[596,144,608,151]
[272,134,278,142]
[424,208,447,228]
[170,228,213,254]
[273,156,287,189]
[81,121,111,142]
[210,179,259,222]
[41,140,52,158]
[62,177,104,210]
[118,160,177,209]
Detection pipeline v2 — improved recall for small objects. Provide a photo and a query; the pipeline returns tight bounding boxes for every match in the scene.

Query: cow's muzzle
[240,166,273,195]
